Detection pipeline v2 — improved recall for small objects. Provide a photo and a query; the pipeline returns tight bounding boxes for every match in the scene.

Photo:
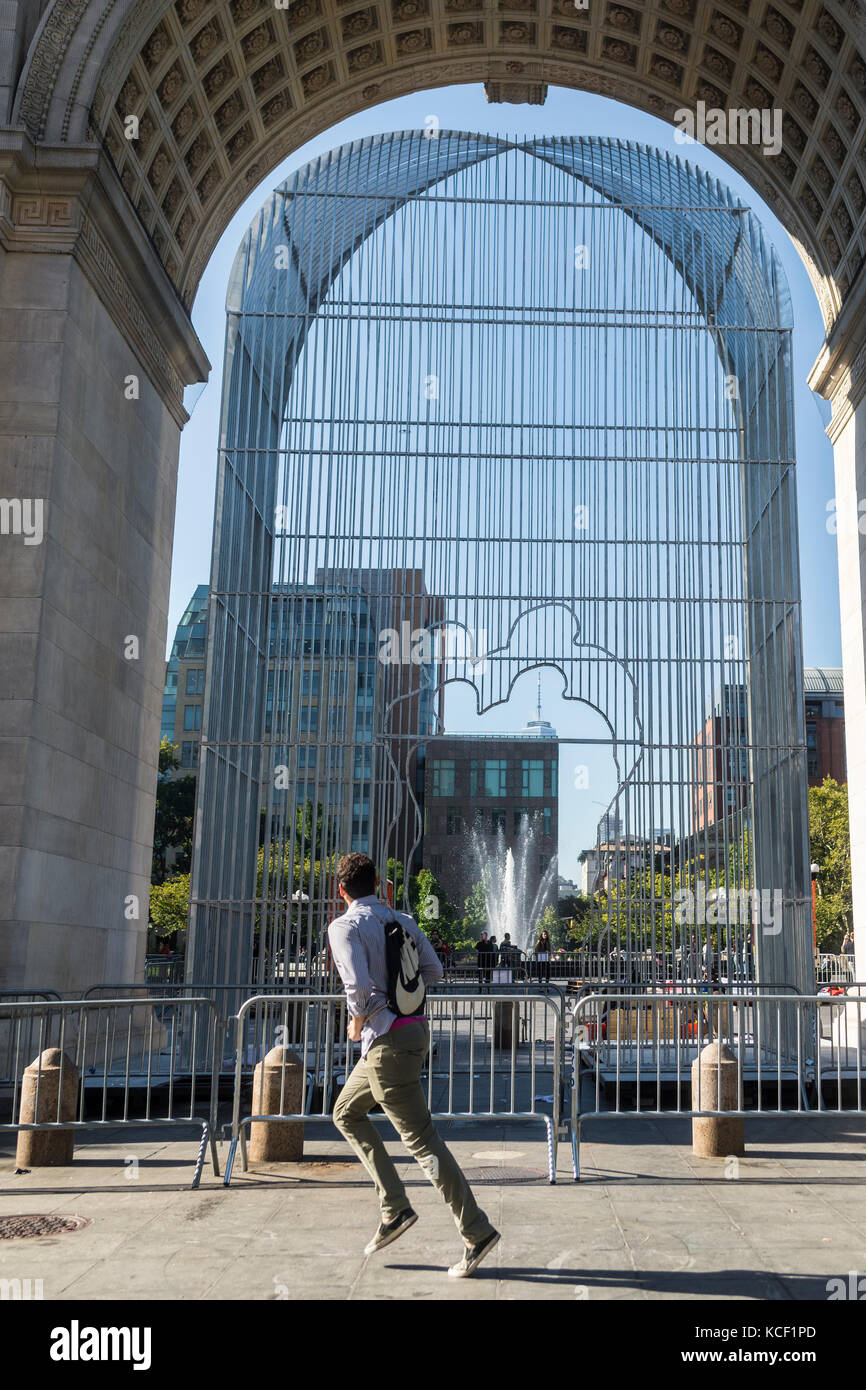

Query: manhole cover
[0,1214,92,1240]
[462,1166,548,1184]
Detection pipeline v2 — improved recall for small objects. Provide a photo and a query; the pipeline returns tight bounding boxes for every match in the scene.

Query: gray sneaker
[448,1229,500,1278]
[364,1208,417,1255]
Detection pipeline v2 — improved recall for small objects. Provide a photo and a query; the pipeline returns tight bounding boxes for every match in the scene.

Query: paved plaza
[1,1117,864,1301]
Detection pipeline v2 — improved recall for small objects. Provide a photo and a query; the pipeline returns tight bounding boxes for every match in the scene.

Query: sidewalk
[1,1116,864,1300]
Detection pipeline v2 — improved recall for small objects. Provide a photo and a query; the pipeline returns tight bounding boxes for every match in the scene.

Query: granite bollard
[691,1040,744,1157]
[16,1048,78,1167]
[249,1046,304,1162]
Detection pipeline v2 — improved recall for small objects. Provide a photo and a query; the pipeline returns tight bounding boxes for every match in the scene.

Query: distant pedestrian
[534,930,552,984]
[499,933,518,966]
[328,853,500,1277]
[476,931,494,985]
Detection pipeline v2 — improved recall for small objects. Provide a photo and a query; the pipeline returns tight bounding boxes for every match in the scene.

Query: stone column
[0,134,209,994]
[809,286,866,983]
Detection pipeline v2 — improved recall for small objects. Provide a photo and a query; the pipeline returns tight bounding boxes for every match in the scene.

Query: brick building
[423,722,558,923]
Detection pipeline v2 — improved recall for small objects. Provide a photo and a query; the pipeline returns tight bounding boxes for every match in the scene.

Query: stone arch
[10,0,866,324]
[2,0,866,996]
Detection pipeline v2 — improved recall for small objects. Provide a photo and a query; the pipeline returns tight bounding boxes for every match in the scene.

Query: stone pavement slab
[0,1116,864,1300]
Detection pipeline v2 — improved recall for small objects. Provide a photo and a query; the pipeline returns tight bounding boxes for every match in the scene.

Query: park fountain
[468,814,559,955]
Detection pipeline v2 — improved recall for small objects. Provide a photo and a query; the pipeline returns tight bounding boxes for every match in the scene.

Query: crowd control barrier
[0,998,221,1187]
[223,991,567,1186]
[570,990,866,1180]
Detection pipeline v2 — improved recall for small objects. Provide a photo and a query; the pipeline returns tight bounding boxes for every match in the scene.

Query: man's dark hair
[337,852,377,899]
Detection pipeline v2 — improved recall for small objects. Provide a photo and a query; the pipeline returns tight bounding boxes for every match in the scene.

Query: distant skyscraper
[162,584,209,776]
[804,668,846,785]
[597,811,623,845]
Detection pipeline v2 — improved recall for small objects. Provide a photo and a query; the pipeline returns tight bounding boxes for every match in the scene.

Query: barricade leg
[544,1117,556,1184]
[191,1124,210,1190]
[223,1137,239,1188]
[572,1118,581,1181]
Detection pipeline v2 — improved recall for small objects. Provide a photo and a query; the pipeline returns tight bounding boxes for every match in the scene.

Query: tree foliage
[152,739,196,883]
[809,777,852,949]
[149,873,190,939]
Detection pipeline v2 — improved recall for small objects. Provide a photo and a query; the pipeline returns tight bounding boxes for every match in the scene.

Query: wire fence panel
[186,132,810,1024]
[223,991,565,1186]
[570,991,866,1180]
[0,1000,222,1188]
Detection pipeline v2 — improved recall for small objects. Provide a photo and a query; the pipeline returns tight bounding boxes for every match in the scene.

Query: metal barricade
[570,991,866,1180]
[223,991,566,1187]
[816,954,856,985]
[0,998,221,1188]
[82,982,320,1072]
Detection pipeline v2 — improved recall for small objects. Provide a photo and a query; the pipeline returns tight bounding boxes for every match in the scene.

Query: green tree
[809,777,853,949]
[149,873,190,939]
[409,867,458,943]
[152,738,196,883]
[534,903,560,948]
[461,879,488,938]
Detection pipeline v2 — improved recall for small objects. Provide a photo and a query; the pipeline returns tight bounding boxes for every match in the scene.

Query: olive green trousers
[333,1019,494,1245]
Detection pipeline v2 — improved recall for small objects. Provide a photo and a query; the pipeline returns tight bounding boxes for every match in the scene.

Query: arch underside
[188,132,811,1008]
[11,0,866,329]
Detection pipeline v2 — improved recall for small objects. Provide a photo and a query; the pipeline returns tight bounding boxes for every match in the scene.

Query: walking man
[328,852,500,1277]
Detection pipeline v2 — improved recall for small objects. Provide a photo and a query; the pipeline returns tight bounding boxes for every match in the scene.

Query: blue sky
[170,82,842,878]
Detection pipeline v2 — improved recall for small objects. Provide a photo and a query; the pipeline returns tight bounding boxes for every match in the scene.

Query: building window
[432,759,455,798]
[181,741,199,768]
[298,747,317,769]
[470,759,508,798]
[183,704,201,731]
[514,808,530,834]
[522,759,544,797]
[539,853,551,874]
[490,809,507,834]
[446,807,462,836]
[543,806,552,837]
[300,705,318,733]
[353,747,372,780]
[429,854,443,876]
[185,668,204,695]
[550,761,558,796]
[301,668,320,697]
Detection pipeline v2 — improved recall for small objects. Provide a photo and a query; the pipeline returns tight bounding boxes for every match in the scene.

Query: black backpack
[383,914,427,1018]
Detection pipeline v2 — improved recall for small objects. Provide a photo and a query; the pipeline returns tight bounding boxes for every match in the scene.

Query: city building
[423,721,559,923]
[578,836,659,896]
[163,572,443,862]
[691,684,749,834]
[804,667,846,786]
[161,585,209,776]
[597,812,624,844]
[691,672,847,831]
[266,568,444,868]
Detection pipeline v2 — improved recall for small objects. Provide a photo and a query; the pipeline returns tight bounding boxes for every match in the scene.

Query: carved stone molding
[0,143,208,421]
[16,0,92,141]
[78,211,187,411]
[808,263,866,438]
[11,0,866,328]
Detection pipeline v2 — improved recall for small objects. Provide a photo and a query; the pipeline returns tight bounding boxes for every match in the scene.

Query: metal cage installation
[187,132,811,1002]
